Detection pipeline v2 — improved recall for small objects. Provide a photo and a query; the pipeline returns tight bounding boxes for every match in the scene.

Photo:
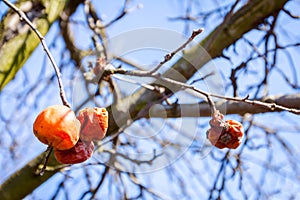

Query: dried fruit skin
[207,111,244,149]
[207,127,226,149]
[33,105,81,150]
[54,140,94,164]
[77,107,108,142]
[224,120,244,148]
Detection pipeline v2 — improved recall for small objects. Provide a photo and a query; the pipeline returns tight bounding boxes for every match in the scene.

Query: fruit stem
[35,146,53,176]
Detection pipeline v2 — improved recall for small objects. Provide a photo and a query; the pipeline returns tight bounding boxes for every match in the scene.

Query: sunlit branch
[144,94,300,118]
[103,64,300,115]
[111,28,205,76]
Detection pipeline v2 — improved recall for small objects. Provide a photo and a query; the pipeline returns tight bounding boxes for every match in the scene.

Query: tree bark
[0,0,289,199]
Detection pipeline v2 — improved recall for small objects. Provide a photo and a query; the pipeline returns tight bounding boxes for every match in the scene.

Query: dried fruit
[77,107,108,142]
[33,105,81,150]
[207,110,244,149]
[54,139,94,164]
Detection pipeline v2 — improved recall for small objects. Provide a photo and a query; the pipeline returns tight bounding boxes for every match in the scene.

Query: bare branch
[96,0,142,29]
[146,28,204,74]
[143,93,300,118]
[283,8,300,19]
[112,28,205,77]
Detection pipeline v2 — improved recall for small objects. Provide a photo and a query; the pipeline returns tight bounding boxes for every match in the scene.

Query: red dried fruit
[33,105,81,150]
[207,111,244,149]
[77,107,108,142]
[54,139,94,164]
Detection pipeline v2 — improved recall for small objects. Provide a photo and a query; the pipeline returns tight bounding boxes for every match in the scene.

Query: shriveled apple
[33,105,81,150]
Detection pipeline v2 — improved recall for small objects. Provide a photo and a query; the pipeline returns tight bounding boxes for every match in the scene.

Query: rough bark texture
[0,0,289,199]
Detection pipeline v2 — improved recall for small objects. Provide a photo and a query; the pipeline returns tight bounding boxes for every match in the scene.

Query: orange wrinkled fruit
[33,105,81,150]
[77,107,108,142]
[207,111,244,149]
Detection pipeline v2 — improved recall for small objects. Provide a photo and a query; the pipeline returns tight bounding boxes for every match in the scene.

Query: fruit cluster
[33,105,108,164]
[206,110,244,149]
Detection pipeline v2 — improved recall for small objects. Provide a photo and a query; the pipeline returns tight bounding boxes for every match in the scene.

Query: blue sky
[1,0,300,199]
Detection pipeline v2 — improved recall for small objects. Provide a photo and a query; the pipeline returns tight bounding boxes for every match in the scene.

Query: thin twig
[283,8,300,19]
[209,93,300,115]
[96,0,142,29]
[111,28,204,77]
[35,146,53,176]
[189,71,215,85]
[147,28,205,75]
[102,148,163,166]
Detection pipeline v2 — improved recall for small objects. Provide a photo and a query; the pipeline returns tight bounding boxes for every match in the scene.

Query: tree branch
[145,93,300,118]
